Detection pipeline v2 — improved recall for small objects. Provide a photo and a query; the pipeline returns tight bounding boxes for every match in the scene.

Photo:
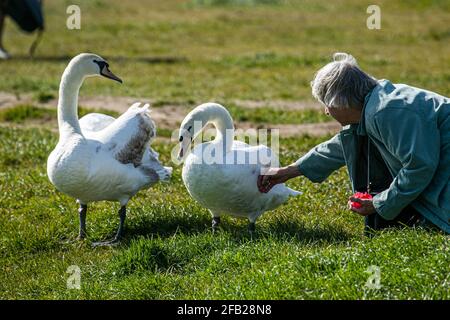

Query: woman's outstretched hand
[257,165,301,193]
[348,196,376,216]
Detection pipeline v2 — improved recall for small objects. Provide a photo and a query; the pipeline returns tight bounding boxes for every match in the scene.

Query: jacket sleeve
[370,108,440,220]
[294,134,346,183]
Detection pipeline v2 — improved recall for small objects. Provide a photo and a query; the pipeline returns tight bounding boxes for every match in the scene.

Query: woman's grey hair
[311,53,378,109]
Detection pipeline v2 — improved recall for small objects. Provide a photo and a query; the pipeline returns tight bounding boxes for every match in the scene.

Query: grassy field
[1,127,449,299]
[0,0,449,299]
[1,0,449,103]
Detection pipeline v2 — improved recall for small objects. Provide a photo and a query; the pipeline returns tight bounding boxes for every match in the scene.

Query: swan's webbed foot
[92,206,126,247]
[92,238,121,247]
[77,203,87,240]
[212,217,221,232]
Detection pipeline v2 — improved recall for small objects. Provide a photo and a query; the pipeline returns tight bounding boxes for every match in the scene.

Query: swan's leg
[93,206,126,247]
[112,206,127,242]
[248,221,256,233]
[77,203,87,240]
[248,213,260,234]
[212,217,221,232]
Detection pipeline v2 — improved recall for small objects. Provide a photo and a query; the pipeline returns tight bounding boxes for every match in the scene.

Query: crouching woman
[258,53,450,234]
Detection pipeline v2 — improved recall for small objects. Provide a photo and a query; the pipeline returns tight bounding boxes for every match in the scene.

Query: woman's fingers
[257,175,264,190]
[257,175,269,193]
[257,173,274,193]
[349,203,367,215]
[263,177,271,193]
[257,167,288,193]
[348,197,373,215]
[349,201,374,216]
[347,200,353,210]
[349,197,361,203]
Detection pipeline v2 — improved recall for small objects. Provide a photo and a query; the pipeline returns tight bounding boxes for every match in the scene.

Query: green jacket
[296,80,450,233]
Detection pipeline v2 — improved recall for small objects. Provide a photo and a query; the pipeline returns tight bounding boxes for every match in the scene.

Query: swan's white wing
[79,147,155,204]
[92,103,155,167]
[231,140,251,149]
[80,103,171,187]
[79,113,116,133]
[183,142,296,216]
[219,145,285,210]
[231,143,280,168]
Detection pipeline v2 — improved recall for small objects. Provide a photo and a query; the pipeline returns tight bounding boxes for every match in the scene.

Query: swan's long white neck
[191,103,235,152]
[57,64,85,140]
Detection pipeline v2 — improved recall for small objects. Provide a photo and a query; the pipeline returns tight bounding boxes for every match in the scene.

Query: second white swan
[178,103,301,232]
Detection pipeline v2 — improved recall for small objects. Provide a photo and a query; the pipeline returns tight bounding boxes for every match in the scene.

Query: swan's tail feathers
[286,187,302,197]
[157,166,173,183]
[271,184,302,198]
[140,165,171,186]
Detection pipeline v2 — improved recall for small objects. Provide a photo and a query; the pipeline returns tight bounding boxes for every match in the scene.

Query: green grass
[0,126,448,299]
[34,91,56,103]
[190,0,284,7]
[0,104,330,128]
[228,104,329,124]
[0,0,448,103]
[0,105,56,123]
[0,105,119,124]
[1,0,449,300]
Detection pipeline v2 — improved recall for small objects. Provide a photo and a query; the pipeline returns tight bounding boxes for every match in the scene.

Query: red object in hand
[351,192,373,209]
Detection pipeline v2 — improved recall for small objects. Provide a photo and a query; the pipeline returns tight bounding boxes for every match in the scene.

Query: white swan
[178,103,300,232]
[47,53,172,245]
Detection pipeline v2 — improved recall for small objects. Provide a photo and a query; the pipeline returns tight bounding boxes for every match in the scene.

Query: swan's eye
[93,59,107,71]
[187,125,192,132]
[179,136,183,142]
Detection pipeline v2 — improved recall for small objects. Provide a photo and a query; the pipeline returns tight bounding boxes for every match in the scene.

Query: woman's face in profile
[325,105,361,126]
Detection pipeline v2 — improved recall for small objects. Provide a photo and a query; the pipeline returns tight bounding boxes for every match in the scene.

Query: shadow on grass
[120,213,213,243]
[263,219,353,244]
[119,213,353,246]
[3,55,188,64]
[109,217,355,277]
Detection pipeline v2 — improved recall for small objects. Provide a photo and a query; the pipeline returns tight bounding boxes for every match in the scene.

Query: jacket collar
[356,84,380,136]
